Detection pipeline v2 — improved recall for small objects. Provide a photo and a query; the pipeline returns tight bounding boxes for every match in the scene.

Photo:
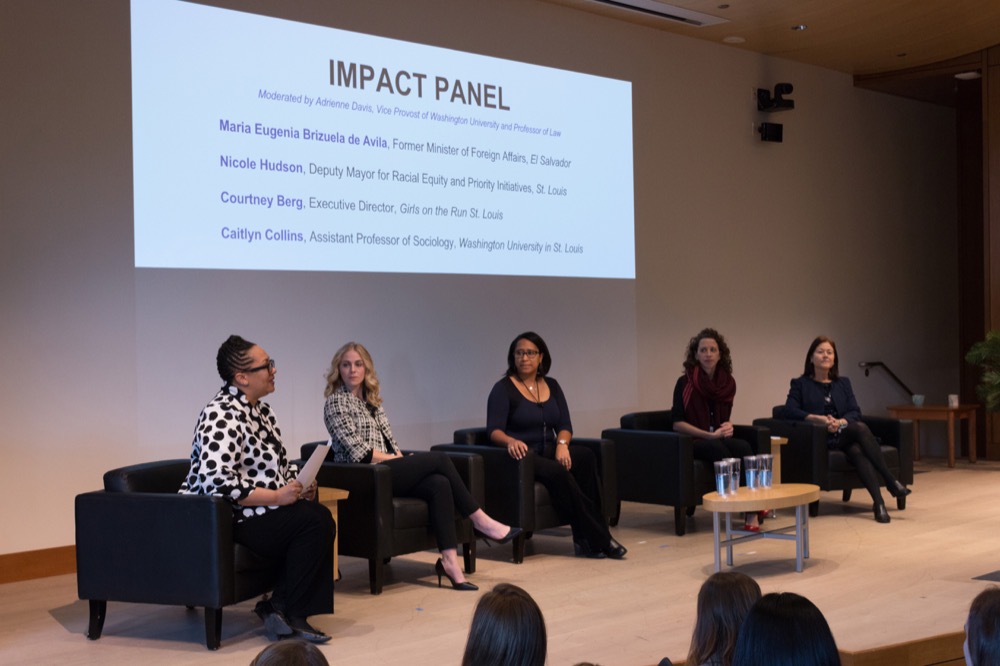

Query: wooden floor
[1,458,996,665]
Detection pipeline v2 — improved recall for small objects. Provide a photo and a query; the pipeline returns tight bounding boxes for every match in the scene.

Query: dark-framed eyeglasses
[244,358,276,373]
[514,350,540,358]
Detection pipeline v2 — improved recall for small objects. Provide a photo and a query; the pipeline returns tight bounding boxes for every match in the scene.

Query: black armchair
[433,428,618,563]
[602,410,771,536]
[302,443,483,594]
[75,460,278,650]
[752,407,913,516]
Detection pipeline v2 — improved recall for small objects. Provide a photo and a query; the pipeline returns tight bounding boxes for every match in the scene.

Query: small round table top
[702,483,820,512]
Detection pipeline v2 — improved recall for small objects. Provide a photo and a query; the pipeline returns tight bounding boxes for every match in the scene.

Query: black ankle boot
[887,480,912,498]
[874,503,890,523]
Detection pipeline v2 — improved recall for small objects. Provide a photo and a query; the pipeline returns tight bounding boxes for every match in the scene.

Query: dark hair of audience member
[249,638,330,666]
[217,334,256,383]
[686,572,762,666]
[732,592,840,666]
[461,583,546,666]
[966,587,1000,666]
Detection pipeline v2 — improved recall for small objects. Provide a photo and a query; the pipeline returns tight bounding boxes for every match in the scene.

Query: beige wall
[0,0,957,555]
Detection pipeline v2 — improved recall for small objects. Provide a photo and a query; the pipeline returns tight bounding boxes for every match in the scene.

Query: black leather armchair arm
[752,417,830,486]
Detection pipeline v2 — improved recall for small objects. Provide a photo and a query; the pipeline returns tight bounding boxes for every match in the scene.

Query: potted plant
[966,330,1000,411]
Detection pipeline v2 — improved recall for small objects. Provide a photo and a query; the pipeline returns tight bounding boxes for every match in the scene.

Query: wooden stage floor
[1,458,996,665]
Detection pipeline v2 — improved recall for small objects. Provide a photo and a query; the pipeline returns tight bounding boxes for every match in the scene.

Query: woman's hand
[555,442,572,470]
[715,422,735,438]
[506,439,529,460]
[276,480,304,505]
[300,480,318,501]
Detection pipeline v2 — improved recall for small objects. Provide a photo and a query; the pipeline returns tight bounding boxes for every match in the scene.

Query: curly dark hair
[683,328,733,374]
[216,335,256,383]
[505,331,552,377]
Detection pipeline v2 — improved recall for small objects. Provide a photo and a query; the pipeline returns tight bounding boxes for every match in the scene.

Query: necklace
[516,375,541,404]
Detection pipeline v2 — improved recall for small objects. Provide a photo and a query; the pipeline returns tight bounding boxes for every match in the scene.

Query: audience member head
[323,341,382,405]
[249,638,330,666]
[217,334,256,383]
[803,335,839,380]
[965,586,1000,666]
[683,327,733,375]
[461,583,546,666]
[732,592,839,666]
[687,572,762,666]
[505,331,552,378]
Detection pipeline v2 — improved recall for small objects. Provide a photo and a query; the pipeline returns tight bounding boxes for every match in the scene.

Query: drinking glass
[723,458,741,494]
[759,454,773,488]
[714,460,730,496]
[744,455,759,490]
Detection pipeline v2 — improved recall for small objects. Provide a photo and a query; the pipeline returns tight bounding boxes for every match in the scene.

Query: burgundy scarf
[682,365,737,431]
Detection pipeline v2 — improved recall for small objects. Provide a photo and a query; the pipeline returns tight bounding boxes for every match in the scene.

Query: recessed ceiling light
[791,24,808,31]
[722,35,746,44]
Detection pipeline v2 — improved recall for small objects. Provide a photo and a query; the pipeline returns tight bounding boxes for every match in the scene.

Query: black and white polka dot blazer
[179,384,299,522]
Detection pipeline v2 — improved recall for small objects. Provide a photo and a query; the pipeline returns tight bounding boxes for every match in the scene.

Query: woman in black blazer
[782,336,911,523]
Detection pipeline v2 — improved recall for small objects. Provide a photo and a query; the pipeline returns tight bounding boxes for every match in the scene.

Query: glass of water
[714,460,731,496]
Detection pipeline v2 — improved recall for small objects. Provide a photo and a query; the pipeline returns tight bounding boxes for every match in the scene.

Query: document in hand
[295,440,331,490]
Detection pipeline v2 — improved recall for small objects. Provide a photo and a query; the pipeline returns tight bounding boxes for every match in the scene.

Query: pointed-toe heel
[874,503,891,523]
[475,526,523,547]
[435,558,478,591]
[888,481,912,498]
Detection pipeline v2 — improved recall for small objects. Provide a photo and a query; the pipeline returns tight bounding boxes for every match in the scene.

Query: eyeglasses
[244,358,276,373]
[514,350,540,358]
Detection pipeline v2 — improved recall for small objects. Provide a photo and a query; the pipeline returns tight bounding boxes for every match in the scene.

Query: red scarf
[681,365,737,431]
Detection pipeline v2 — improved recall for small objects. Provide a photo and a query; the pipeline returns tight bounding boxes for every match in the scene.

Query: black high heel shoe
[475,526,523,547]
[435,558,479,591]
[887,481,912,498]
[603,538,627,560]
[874,503,891,523]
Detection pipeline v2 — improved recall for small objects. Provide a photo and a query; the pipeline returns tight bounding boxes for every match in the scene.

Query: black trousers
[693,437,754,468]
[533,445,612,550]
[832,422,899,505]
[383,451,481,551]
[234,499,335,619]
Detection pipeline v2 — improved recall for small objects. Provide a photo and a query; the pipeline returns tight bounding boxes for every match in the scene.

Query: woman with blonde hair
[323,342,519,590]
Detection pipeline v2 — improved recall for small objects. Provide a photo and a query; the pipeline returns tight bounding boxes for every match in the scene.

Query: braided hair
[216,335,256,383]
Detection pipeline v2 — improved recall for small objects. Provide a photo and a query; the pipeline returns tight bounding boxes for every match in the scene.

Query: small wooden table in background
[886,404,979,468]
[318,487,349,582]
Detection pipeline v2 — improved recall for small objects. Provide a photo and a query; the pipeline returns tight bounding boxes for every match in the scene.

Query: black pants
[234,499,335,619]
[832,422,899,505]
[693,437,754,468]
[533,445,612,550]
[383,451,481,550]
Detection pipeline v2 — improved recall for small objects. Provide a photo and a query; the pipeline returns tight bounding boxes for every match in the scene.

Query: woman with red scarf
[671,328,759,530]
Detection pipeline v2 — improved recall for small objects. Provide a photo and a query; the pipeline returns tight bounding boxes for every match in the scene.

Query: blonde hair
[323,342,383,406]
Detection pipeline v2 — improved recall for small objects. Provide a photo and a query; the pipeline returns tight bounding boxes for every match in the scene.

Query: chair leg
[897,496,906,510]
[463,541,476,574]
[610,500,621,527]
[809,500,820,517]
[369,558,384,595]
[86,600,106,640]
[204,607,222,650]
[512,533,526,564]
[674,506,687,536]
[842,489,852,502]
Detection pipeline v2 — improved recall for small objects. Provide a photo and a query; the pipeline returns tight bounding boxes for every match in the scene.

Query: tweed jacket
[323,385,400,463]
